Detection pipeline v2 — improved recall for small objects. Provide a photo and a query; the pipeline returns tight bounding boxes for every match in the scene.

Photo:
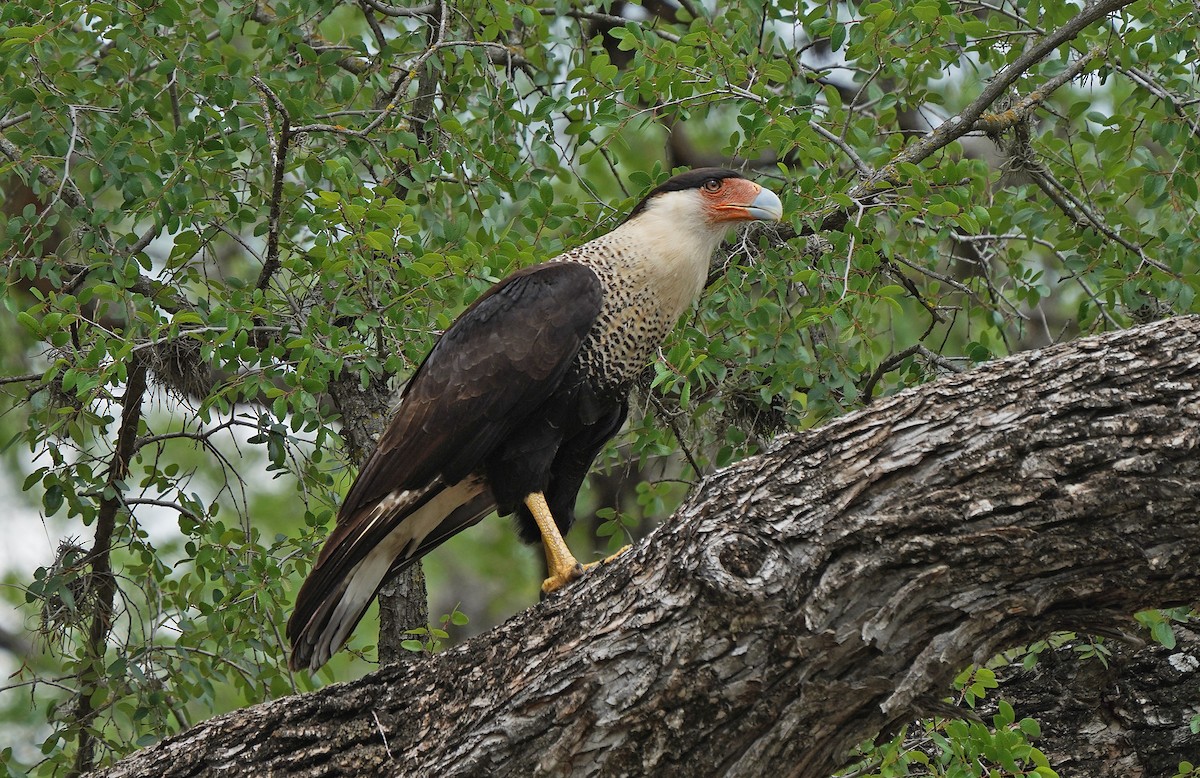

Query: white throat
[607,190,729,320]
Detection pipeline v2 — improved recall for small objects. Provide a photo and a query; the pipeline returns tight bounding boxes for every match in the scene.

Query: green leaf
[911,1,940,22]
[1151,620,1177,649]
[364,230,392,251]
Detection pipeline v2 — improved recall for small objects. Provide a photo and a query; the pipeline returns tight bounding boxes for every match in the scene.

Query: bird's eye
[702,179,722,193]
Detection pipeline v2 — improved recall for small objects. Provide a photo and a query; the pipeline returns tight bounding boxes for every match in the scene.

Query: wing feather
[340,261,602,517]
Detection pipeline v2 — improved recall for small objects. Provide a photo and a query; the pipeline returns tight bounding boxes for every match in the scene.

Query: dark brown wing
[339,260,603,518]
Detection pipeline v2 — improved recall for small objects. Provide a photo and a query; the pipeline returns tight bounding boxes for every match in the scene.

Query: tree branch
[873,0,1132,185]
[251,76,293,292]
[779,0,1136,239]
[87,315,1200,778]
[971,46,1100,135]
[249,4,372,75]
[72,359,149,777]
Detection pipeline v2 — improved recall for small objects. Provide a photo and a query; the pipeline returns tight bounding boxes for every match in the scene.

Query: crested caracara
[288,168,784,671]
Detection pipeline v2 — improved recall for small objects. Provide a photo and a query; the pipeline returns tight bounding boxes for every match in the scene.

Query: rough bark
[89,315,1200,778]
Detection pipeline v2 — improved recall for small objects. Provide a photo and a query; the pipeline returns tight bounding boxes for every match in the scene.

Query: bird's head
[623,168,784,231]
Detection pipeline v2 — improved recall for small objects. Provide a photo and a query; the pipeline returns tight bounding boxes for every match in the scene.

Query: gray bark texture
[90,315,1200,778]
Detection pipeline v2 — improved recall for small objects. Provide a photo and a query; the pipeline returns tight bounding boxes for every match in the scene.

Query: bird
[287,168,783,671]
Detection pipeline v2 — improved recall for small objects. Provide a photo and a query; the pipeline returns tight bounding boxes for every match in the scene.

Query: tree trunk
[89,315,1200,778]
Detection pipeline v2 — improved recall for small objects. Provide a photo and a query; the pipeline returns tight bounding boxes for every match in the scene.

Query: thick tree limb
[89,316,1200,778]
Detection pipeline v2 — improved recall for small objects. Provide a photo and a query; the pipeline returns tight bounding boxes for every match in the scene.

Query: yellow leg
[525,492,585,595]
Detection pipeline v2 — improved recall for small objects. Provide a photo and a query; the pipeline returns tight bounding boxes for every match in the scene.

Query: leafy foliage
[401,604,469,655]
[841,670,1054,777]
[1,0,1198,773]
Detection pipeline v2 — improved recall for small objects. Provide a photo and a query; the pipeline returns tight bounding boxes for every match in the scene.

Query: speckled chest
[554,232,709,396]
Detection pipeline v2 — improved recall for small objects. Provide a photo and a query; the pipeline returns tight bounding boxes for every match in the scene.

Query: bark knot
[718,535,769,579]
[694,531,783,602]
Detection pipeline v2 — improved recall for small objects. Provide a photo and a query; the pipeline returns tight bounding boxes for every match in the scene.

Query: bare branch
[0,133,89,214]
[291,3,451,138]
[862,342,966,403]
[0,111,33,131]
[541,7,682,43]
[784,0,1139,239]
[971,46,1101,135]
[357,0,437,18]
[0,372,44,386]
[119,498,199,520]
[1022,157,1171,275]
[72,360,149,775]
[874,0,1135,183]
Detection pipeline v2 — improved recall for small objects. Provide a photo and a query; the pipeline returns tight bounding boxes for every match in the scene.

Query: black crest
[623,167,746,223]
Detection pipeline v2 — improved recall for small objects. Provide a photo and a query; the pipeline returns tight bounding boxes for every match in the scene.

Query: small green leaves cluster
[1135,607,1192,651]
[844,671,1053,778]
[402,605,470,655]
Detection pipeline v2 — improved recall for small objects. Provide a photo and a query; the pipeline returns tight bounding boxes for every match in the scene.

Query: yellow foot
[581,544,632,571]
[540,561,584,597]
[539,546,633,597]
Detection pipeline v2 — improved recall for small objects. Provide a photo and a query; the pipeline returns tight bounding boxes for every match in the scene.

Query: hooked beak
[743,186,784,222]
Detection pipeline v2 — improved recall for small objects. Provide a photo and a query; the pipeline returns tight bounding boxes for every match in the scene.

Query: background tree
[0,0,1197,775]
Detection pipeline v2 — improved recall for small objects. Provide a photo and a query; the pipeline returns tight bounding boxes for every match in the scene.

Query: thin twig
[543,8,682,43]
[809,120,872,177]
[910,219,1123,329]
[293,2,449,138]
[119,497,199,519]
[250,4,371,75]
[357,0,388,51]
[358,0,436,18]
[786,0,1138,241]
[877,0,1134,181]
[0,134,88,213]
[0,372,43,386]
[862,343,966,403]
[675,0,702,20]
[1025,162,1171,275]
[0,111,32,131]
[126,220,162,257]
[250,76,292,291]
[645,391,704,478]
[372,710,396,761]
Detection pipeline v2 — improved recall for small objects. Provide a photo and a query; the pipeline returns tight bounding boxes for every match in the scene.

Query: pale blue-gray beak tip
[747,187,784,222]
